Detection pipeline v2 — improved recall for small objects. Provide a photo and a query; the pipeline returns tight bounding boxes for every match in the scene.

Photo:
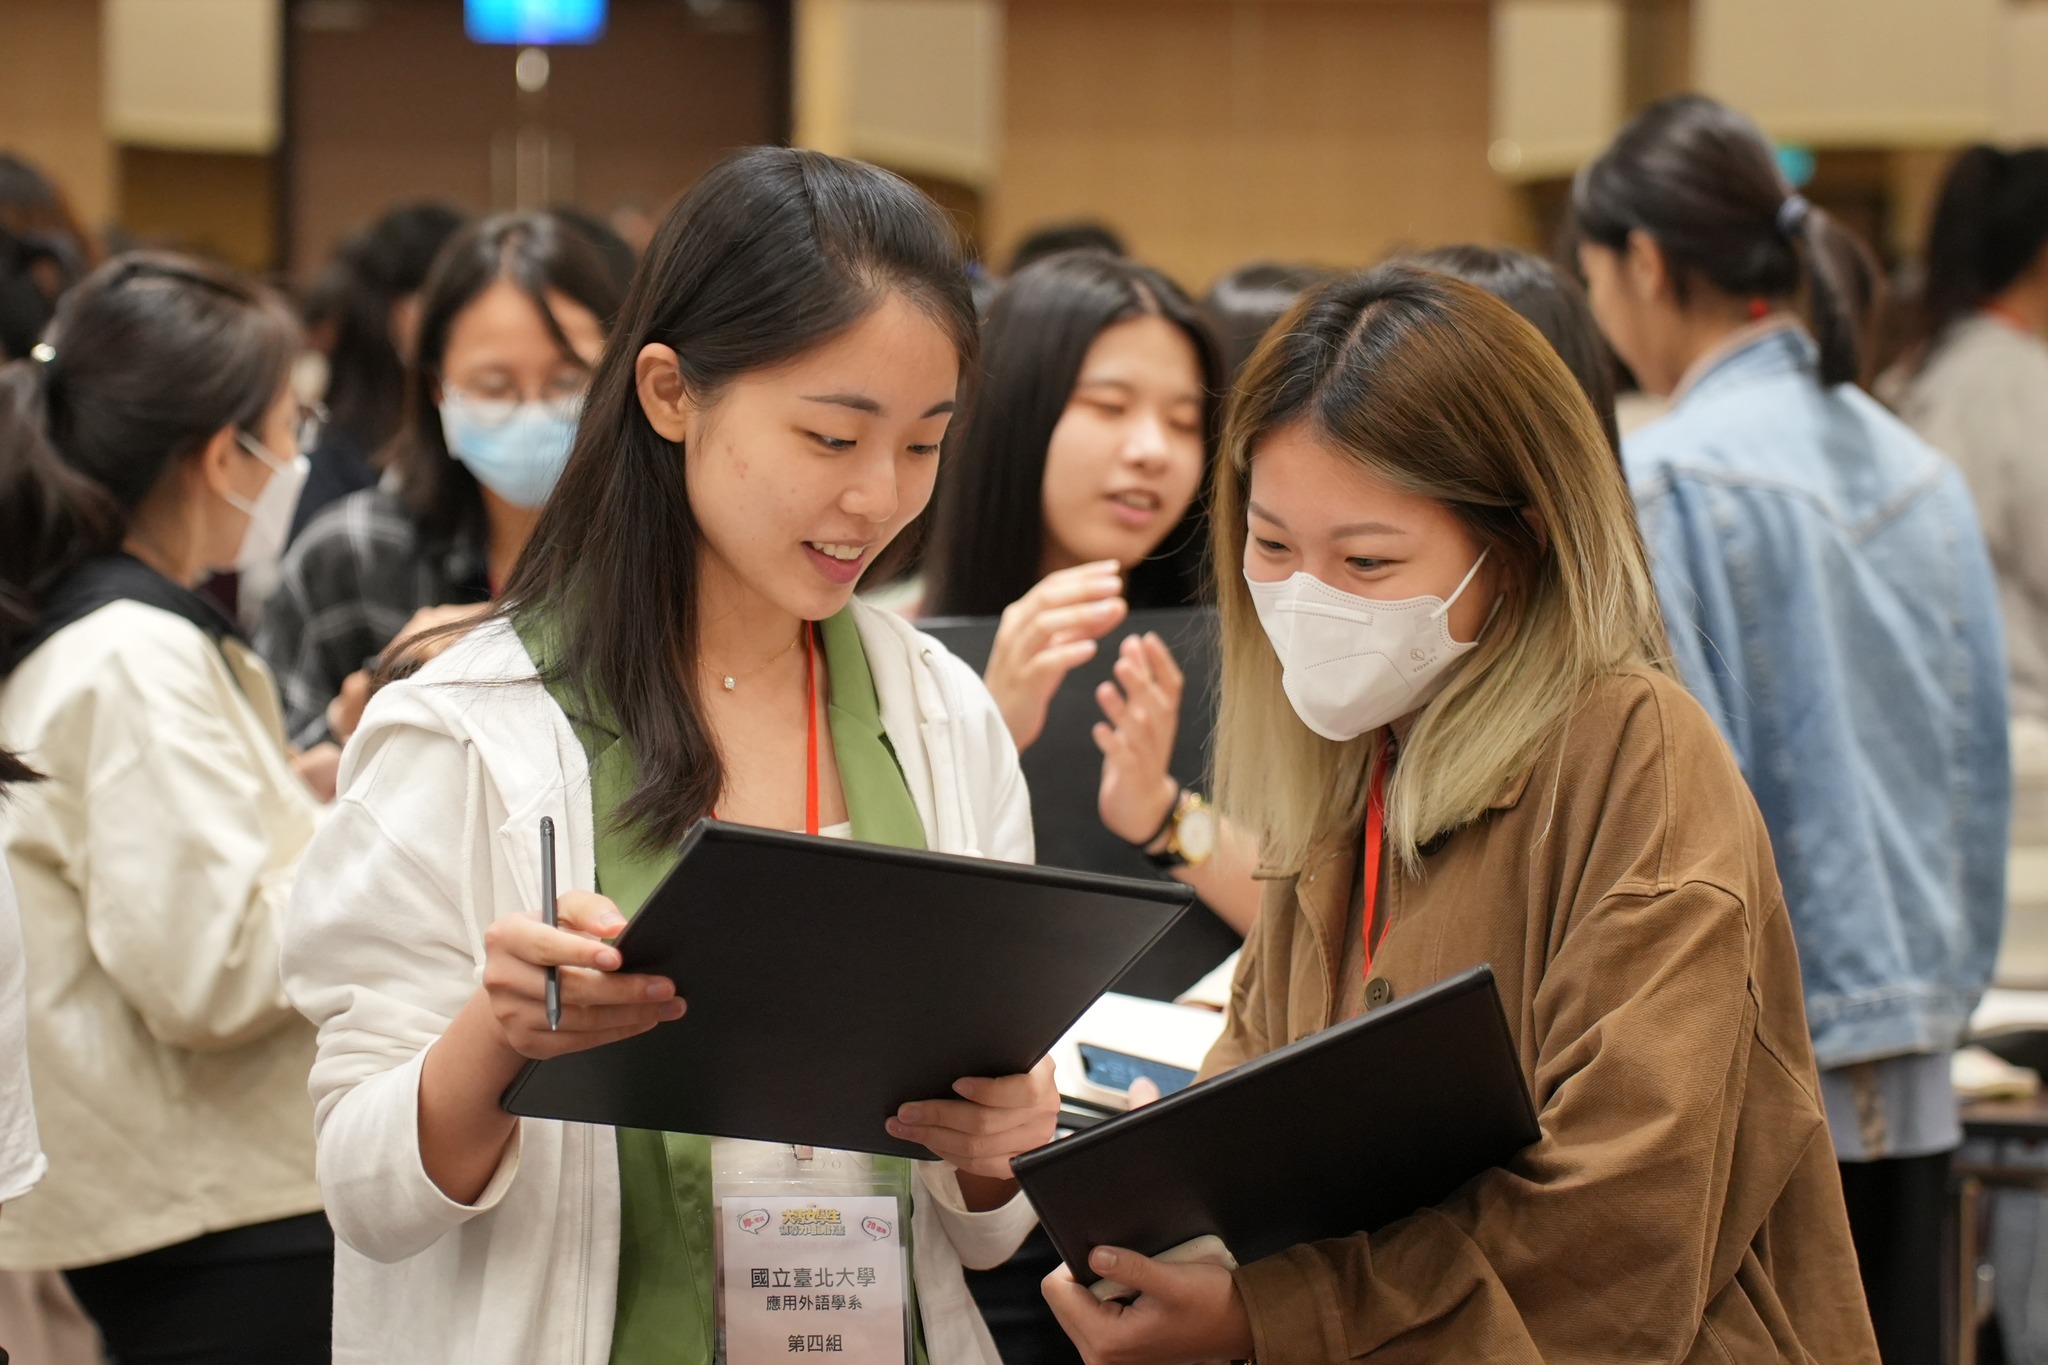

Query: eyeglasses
[441,386,586,429]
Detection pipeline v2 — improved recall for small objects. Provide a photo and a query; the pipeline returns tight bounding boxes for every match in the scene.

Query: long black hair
[1913,144,2048,358]
[1571,94,1878,388]
[312,201,465,455]
[1407,244,1622,460]
[923,250,1222,617]
[390,211,625,543]
[501,147,978,848]
[0,253,298,658]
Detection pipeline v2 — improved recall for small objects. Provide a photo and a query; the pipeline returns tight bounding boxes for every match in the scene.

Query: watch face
[1177,803,1219,861]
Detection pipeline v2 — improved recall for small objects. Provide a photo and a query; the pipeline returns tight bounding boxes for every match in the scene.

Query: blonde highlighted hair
[1211,265,1668,872]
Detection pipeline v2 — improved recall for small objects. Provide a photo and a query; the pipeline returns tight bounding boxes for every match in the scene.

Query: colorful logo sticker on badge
[861,1216,893,1240]
[739,1209,770,1235]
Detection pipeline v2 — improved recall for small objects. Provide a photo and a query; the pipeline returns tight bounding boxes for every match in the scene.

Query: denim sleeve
[1635,480,1750,775]
[1947,474,2012,1001]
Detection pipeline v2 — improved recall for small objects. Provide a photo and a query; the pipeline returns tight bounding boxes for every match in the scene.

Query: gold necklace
[704,628,804,691]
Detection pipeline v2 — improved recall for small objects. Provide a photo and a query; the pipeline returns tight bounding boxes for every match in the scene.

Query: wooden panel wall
[991,0,1526,292]
[0,0,117,238]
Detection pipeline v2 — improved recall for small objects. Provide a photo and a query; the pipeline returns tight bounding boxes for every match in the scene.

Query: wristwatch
[1143,789,1219,869]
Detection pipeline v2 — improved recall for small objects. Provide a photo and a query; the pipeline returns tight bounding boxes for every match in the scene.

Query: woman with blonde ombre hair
[1041,265,1878,1363]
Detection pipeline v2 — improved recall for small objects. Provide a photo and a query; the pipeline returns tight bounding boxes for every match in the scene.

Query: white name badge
[720,1194,909,1364]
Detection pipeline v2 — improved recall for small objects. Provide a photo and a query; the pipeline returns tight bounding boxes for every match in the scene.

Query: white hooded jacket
[283,599,1038,1364]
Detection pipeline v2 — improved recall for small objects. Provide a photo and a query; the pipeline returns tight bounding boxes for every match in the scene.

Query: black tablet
[501,820,1193,1157]
[1011,965,1540,1281]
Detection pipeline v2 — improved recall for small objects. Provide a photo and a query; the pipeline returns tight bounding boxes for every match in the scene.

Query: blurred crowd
[0,93,2044,1365]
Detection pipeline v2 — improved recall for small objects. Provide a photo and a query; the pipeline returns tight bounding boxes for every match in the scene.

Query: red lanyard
[1360,760,1387,980]
[1986,302,2037,336]
[713,623,820,835]
[801,623,819,836]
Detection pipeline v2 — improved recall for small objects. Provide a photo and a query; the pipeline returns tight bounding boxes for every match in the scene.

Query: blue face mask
[439,391,581,508]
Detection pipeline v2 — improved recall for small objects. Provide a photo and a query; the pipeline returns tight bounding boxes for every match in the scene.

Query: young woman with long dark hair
[288,201,467,539]
[0,253,329,1362]
[1574,95,2008,1360]
[259,212,621,796]
[919,251,1263,936]
[282,148,1057,1365]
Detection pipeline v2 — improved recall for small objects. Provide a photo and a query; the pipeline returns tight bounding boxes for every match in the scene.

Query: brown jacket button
[1365,977,1394,1009]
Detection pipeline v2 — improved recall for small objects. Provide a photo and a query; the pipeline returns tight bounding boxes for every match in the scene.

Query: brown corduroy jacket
[1202,668,1879,1363]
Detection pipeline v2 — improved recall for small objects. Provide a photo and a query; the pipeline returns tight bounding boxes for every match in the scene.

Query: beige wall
[1696,0,2001,145]
[1491,0,1625,180]
[797,0,1001,186]
[104,0,281,152]
[991,0,1525,292]
[0,0,117,237]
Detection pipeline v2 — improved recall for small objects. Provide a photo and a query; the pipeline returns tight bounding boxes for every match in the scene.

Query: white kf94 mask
[1245,552,1489,742]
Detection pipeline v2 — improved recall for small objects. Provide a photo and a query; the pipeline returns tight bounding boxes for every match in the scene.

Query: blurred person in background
[1201,261,1333,389]
[258,211,622,795]
[0,155,92,280]
[1885,147,2048,750]
[921,250,1261,931]
[1882,142,2048,1365]
[1406,245,1622,462]
[0,254,328,1363]
[0,226,74,367]
[0,154,93,366]
[550,202,641,297]
[289,201,466,541]
[1006,219,1126,276]
[1574,94,2009,1362]
[918,249,1259,1365]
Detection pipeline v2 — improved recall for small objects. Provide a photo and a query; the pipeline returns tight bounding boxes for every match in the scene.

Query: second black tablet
[1012,965,1540,1281]
[501,820,1192,1157]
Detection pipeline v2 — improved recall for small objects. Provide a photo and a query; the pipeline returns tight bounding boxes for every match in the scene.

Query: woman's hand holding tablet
[887,1057,1062,1197]
[480,890,686,1060]
[1041,1247,1253,1365]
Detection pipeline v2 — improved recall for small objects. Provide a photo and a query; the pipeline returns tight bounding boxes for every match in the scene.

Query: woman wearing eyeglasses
[257,213,623,796]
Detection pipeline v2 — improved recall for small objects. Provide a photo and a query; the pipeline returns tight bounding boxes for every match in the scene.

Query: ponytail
[0,252,298,661]
[1915,144,2048,359]
[1794,205,1881,388]
[1573,93,1880,389]
[0,359,120,655]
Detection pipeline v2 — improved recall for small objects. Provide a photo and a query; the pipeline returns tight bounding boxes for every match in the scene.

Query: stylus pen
[540,817,560,1032]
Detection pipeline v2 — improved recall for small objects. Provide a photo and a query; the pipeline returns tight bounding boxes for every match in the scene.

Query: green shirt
[516,609,929,1365]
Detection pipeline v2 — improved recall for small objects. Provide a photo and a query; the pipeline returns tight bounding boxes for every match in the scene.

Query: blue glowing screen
[466,0,607,45]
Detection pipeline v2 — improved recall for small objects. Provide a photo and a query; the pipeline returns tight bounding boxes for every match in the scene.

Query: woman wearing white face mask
[258,212,620,798]
[1040,267,1878,1363]
[0,254,332,1362]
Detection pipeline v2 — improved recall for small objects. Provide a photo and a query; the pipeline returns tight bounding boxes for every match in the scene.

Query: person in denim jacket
[1574,94,2010,1364]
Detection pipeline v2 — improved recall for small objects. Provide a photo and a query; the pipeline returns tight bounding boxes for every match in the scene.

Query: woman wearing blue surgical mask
[0,253,333,1362]
[258,212,621,797]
